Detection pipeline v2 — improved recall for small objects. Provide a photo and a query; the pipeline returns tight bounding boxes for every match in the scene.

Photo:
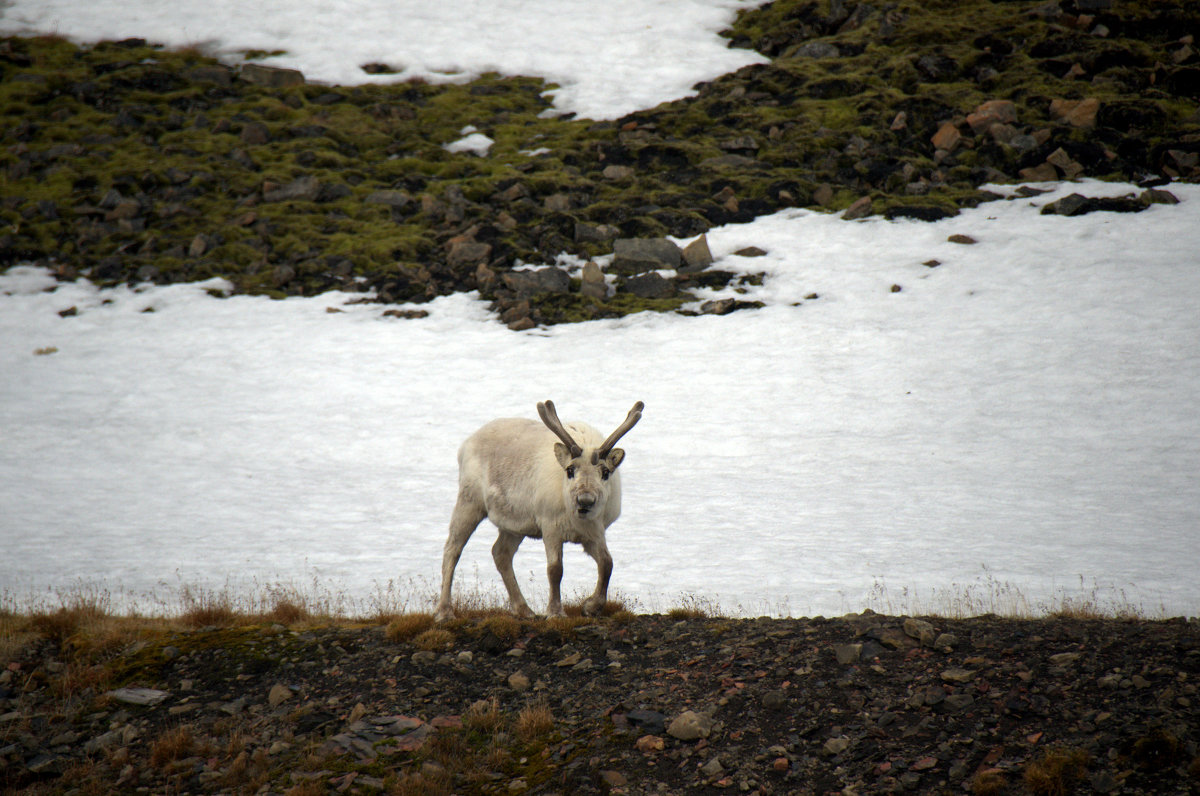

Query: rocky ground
[3,609,1198,794]
[3,0,1200,328]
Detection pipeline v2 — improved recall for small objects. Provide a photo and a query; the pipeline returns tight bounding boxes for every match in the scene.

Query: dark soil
[3,0,1200,328]
[3,611,1198,794]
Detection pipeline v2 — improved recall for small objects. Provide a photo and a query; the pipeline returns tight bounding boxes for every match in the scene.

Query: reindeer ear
[554,443,573,468]
[605,448,625,470]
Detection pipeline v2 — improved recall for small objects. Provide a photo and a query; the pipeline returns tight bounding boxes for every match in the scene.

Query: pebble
[667,710,712,741]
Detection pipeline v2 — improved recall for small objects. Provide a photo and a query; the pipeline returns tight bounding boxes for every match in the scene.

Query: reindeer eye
[566,466,576,479]
[600,467,610,480]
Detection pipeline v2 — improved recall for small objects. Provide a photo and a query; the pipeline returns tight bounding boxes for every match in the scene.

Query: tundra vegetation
[2,0,1198,327]
[2,583,1197,795]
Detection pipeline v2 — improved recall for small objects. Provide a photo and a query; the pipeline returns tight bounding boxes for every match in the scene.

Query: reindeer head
[537,400,643,519]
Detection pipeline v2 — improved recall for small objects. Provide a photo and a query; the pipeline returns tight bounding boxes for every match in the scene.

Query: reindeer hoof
[434,608,455,623]
[581,599,605,617]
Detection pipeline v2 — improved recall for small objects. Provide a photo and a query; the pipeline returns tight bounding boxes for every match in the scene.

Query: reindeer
[434,400,643,622]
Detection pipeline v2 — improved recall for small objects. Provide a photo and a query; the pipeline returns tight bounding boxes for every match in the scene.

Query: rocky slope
[3,610,1198,794]
[2,0,1199,328]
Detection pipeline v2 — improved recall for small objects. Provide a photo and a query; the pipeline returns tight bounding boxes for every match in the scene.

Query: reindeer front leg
[492,531,534,618]
[581,537,612,617]
[543,537,566,617]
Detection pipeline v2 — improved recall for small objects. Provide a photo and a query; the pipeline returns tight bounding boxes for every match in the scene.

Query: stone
[933,632,959,650]
[106,687,168,706]
[626,710,667,735]
[940,694,975,713]
[268,683,293,706]
[701,757,725,777]
[762,690,787,710]
[240,63,306,88]
[263,176,321,202]
[940,668,976,683]
[503,267,569,297]
[574,221,619,244]
[240,121,270,145]
[188,233,210,257]
[667,710,712,741]
[105,198,141,221]
[947,234,977,245]
[599,770,627,787]
[1141,188,1179,205]
[1049,97,1101,127]
[636,734,664,753]
[184,65,233,86]
[842,196,873,220]
[966,99,1017,134]
[507,672,531,692]
[903,618,937,645]
[602,164,635,180]
[834,643,863,665]
[610,238,682,275]
[1041,193,1090,216]
[720,135,759,152]
[622,272,675,299]
[580,261,608,299]
[543,193,571,212]
[1019,162,1058,182]
[793,41,840,59]
[447,240,492,270]
[364,190,411,209]
[876,627,917,650]
[680,234,713,274]
[823,737,852,756]
[931,122,962,152]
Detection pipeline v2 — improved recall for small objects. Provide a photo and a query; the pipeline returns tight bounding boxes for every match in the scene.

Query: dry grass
[1023,747,1090,796]
[515,700,555,742]
[971,769,1007,796]
[385,613,436,642]
[284,782,326,796]
[149,725,196,768]
[475,614,523,643]
[413,628,455,651]
[866,570,1157,620]
[463,697,504,734]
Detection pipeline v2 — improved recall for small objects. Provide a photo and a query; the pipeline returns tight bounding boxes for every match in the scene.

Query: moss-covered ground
[2,0,1198,325]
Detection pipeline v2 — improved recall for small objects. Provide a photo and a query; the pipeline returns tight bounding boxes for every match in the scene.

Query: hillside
[3,610,1199,794]
[2,0,1199,328]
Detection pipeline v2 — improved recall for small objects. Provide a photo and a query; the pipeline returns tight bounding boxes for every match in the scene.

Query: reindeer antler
[537,400,583,458]
[597,401,644,458]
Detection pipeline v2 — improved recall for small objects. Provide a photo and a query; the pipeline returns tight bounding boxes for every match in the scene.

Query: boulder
[679,234,713,273]
[1049,97,1101,127]
[579,261,608,299]
[502,267,569,297]
[610,238,682,275]
[622,272,675,299]
[966,99,1017,134]
[239,63,306,88]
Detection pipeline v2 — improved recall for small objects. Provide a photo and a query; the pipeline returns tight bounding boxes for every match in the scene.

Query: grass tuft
[149,725,196,768]
[970,769,1006,796]
[1023,747,1090,796]
[385,613,436,642]
[413,628,455,651]
[475,614,523,643]
[515,700,555,742]
[463,697,504,734]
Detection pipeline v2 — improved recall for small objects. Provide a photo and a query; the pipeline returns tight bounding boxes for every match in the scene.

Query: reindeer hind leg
[434,494,486,622]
